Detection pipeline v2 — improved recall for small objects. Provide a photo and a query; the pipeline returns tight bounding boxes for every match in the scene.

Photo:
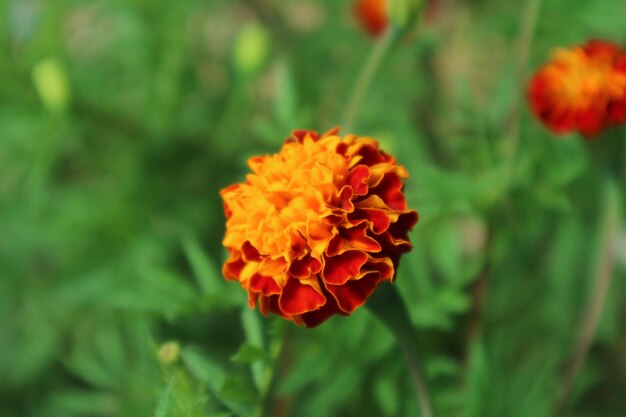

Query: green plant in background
[1,0,625,417]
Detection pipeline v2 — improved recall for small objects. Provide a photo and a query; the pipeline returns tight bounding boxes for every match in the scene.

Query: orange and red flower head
[528,40,626,138]
[353,0,388,37]
[353,0,439,38]
[221,128,418,327]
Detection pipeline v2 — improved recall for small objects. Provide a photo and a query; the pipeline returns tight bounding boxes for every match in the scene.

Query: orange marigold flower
[353,0,438,37]
[528,39,626,138]
[353,0,388,37]
[221,128,418,327]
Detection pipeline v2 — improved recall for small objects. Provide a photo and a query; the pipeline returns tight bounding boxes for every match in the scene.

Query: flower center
[227,136,349,260]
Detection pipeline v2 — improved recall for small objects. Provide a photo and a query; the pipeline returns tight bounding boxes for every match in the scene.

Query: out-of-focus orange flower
[353,0,388,37]
[528,40,626,138]
[221,128,418,327]
[353,0,439,38]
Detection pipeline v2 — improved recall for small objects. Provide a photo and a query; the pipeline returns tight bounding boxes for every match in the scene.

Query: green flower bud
[232,23,270,77]
[158,341,180,365]
[32,58,70,114]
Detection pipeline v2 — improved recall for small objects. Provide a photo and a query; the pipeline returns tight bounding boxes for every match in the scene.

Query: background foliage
[1,0,626,416]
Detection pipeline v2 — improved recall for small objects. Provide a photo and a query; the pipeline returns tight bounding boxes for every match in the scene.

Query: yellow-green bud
[32,58,70,114]
[158,341,180,365]
[232,23,270,77]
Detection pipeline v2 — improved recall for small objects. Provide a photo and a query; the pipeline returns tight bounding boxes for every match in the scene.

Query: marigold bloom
[528,40,626,137]
[353,0,388,37]
[221,129,418,327]
[353,0,438,37]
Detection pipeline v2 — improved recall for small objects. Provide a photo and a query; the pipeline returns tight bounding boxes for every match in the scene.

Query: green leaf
[230,343,268,364]
[241,308,263,349]
[273,61,296,128]
[219,377,259,404]
[373,377,400,416]
[182,236,224,295]
[154,380,173,417]
[436,290,471,314]
[181,348,225,394]
[49,390,120,415]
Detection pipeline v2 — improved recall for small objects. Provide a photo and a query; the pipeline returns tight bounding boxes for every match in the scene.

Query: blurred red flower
[528,40,626,137]
[354,0,388,37]
[353,0,439,37]
[221,128,418,327]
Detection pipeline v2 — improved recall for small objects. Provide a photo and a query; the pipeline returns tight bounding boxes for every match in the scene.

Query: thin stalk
[465,224,494,364]
[504,0,543,159]
[254,323,288,417]
[399,339,434,417]
[552,179,621,416]
[368,284,435,417]
[341,29,396,132]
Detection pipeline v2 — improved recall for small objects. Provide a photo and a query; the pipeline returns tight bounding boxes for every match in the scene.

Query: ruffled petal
[249,274,281,296]
[279,277,326,316]
[327,273,383,313]
[322,250,369,285]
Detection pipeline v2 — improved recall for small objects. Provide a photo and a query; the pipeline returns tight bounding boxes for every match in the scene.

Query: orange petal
[249,274,281,296]
[327,273,382,313]
[223,251,245,281]
[349,208,391,234]
[322,250,369,285]
[362,257,394,281]
[336,185,355,212]
[289,255,323,278]
[347,165,371,195]
[372,173,407,211]
[388,210,419,238]
[279,277,326,315]
[241,241,261,262]
[291,129,319,143]
[301,287,348,328]
[327,222,382,256]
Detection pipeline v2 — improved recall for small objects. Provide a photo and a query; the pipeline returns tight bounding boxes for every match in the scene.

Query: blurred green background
[1,0,626,416]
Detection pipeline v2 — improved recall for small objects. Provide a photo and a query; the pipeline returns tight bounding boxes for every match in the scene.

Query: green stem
[368,284,434,417]
[552,178,621,416]
[341,29,397,132]
[254,322,287,417]
[504,0,543,160]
